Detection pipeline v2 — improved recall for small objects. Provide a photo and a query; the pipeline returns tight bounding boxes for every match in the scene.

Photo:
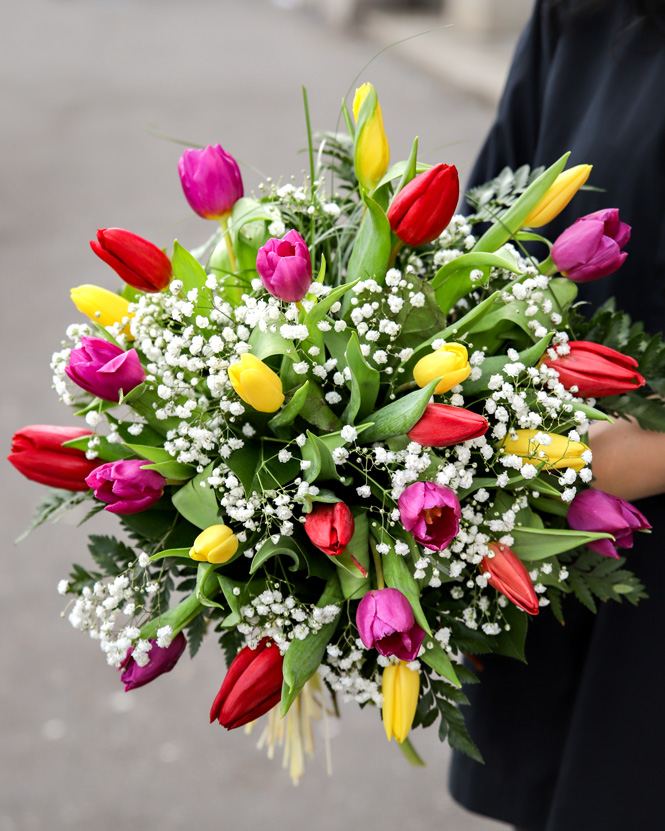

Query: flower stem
[371,540,385,590]
[398,736,426,766]
[219,217,237,272]
[388,240,404,268]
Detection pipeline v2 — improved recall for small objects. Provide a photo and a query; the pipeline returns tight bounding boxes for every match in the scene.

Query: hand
[588,417,665,502]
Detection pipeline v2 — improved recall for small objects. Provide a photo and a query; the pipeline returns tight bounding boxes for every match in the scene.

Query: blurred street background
[0,1,531,829]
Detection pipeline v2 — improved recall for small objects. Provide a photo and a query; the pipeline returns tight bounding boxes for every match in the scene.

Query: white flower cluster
[319,641,382,705]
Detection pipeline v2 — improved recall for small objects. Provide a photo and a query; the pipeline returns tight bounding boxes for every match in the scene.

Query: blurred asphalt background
[0,1,528,828]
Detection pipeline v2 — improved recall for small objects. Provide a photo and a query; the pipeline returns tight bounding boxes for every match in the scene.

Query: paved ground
[0,1,508,828]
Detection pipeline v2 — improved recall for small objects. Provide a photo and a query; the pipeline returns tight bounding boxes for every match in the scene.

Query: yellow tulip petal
[524,164,592,228]
[208,535,239,564]
[382,664,397,741]
[239,367,285,413]
[71,284,133,337]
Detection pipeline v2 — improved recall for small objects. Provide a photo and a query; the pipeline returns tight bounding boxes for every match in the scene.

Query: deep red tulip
[540,340,645,398]
[407,403,489,447]
[91,228,172,293]
[210,638,284,730]
[8,425,100,491]
[304,502,355,557]
[479,542,540,615]
[387,163,459,246]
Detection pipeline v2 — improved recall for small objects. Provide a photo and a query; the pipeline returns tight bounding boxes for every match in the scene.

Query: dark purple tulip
[567,488,651,558]
[120,633,187,691]
[178,144,243,220]
[65,337,145,402]
[86,459,165,514]
[256,229,312,303]
[356,588,425,661]
[398,481,461,551]
[552,208,631,283]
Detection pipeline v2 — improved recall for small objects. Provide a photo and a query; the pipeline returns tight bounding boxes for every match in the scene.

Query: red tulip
[540,341,645,398]
[90,228,172,293]
[8,425,101,491]
[210,638,284,730]
[407,403,488,447]
[304,502,355,557]
[479,542,539,615]
[387,163,459,246]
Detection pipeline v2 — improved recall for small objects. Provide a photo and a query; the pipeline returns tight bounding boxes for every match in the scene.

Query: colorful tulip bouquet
[11,84,665,782]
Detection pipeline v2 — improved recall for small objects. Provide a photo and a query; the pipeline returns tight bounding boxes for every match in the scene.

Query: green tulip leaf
[492,602,528,662]
[172,240,208,293]
[140,460,196,480]
[431,252,521,316]
[472,152,570,253]
[421,642,461,687]
[149,547,192,563]
[299,488,341,514]
[375,158,431,192]
[171,463,221,530]
[248,326,296,361]
[269,381,310,431]
[343,194,391,312]
[281,574,344,715]
[62,435,134,462]
[358,377,441,443]
[250,536,301,574]
[372,528,431,635]
[511,526,615,561]
[337,510,371,600]
[216,574,248,629]
[343,331,380,423]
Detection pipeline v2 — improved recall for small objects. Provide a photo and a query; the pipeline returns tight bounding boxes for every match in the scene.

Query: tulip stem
[399,736,426,767]
[387,240,404,268]
[219,218,237,272]
[371,541,385,590]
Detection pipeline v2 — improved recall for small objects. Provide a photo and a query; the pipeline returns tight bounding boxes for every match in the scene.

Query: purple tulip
[356,588,425,661]
[567,488,651,558]
[178,144,243,220]
[552,208,631,283]
[65,337,145,402]
[86,459,165,514]
[398,481,461,551]
[256,229,312,303]
[120,632,187,691]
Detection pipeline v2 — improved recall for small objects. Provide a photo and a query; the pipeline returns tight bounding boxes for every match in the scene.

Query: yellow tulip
[189,524,238,564]
[523,164,592,228]
[382,661,420,744]
[413,343,471,394]
[228,353,285,413]
[500,429,591,472]
[71,284,133,336]
[352,83,390,193]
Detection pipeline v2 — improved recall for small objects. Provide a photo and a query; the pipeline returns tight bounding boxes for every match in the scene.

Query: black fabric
[448,2,665,829]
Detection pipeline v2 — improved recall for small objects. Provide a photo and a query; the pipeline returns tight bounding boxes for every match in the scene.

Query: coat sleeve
[467,0,562,189]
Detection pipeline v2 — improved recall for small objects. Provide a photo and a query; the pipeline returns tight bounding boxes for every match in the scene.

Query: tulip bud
[178,144,243,220]
[356,588,425,661]
[8,425,101,491]
[256,229,312,302]
[382,661,420,744]
[228,353,284,413]
[500,429,591,472]
[387,163,459,246]
[86,459,165,514]
[480,542,540,615]
[413,343,471,395]
[407,403,488,448]
[189,524,238,564]
[540,341,645,398]
[71,285,133,335]
[551,208,631,283]
[522,164,592,228]
[120,632,187,691]
[304,502,355,557]
[90,228,172,293]
[567,489,651,559]
[210,637,284,730]
[353,83,390,193]
[65,337,145,402]
[398,481,460,552]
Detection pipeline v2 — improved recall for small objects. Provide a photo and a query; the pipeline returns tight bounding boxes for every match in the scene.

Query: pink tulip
[552,208,631,283]
[256,230,312,302]
[567,488,651,558]
[120,633,187,691]
[66,337,145,402]
[86,459,165,514]
[398,481,460,551]
[356,588,425,661]
[178,144,243,220]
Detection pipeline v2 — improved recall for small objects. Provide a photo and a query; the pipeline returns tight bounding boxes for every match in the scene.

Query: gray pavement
[0,1,508,828]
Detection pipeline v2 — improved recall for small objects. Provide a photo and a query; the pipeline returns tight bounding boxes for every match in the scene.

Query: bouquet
[11,83,664,783]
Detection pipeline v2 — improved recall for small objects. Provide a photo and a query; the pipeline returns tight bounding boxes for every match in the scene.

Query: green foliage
[558,550,647,615]
[218,626,244,668]
[87,535,135,575]
[414,674,483,763]
[67,562,102,594]
[185,611,207,659]
[466,164,547,221]
[15,489,88,544]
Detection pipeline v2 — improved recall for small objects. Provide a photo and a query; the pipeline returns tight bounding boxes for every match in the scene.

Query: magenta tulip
[398,481,461,551]
[552,208,631,283]
[356,588,425,661]
[256,229,312,302]
[91,228,172,293]
[178,144,243,220]
[567,488,651,558]
[86,459,165,514]
[8,425,101,491]
[120,633,187,691]
[65,337,145,402]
